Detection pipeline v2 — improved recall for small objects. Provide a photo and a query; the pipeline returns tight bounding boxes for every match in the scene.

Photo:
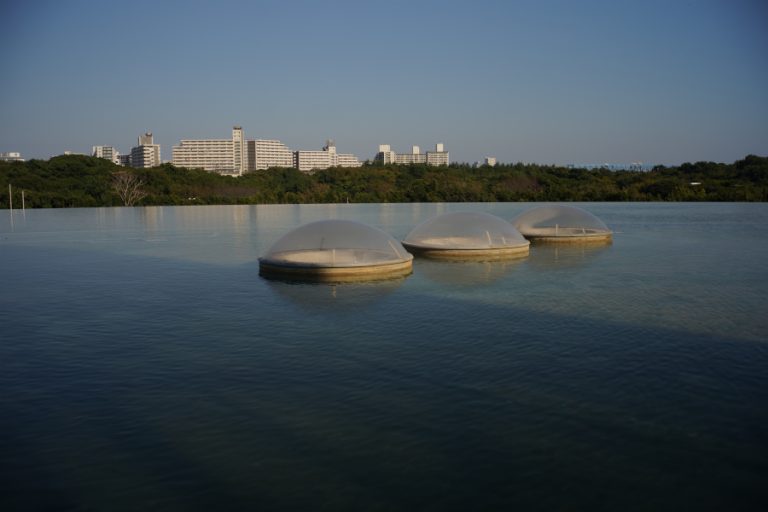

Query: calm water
[1,203,767,511]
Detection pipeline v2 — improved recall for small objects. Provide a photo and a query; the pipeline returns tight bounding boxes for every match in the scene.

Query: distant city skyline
[1,0,766,166]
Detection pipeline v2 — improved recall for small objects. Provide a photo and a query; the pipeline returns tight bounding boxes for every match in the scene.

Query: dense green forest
[1,154,767,208]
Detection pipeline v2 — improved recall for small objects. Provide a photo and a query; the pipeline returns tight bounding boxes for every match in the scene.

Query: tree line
[1,154,766,208]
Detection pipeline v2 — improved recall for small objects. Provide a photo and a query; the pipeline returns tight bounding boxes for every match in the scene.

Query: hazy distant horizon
[2,0,766,166]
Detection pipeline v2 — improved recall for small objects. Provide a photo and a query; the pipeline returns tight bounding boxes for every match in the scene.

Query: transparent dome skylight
[402,211,529,259]
[511,205,612,243]
[259,219,413,281]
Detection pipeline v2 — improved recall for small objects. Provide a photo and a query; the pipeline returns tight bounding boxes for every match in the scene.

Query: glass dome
[511,205,612,243]
[402,211,529,260]
[259,219,413,282]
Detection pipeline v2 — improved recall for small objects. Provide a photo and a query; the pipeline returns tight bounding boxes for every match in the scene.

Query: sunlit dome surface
[259,219,413,282]
[402,211,530,260]
[511,205,612,243]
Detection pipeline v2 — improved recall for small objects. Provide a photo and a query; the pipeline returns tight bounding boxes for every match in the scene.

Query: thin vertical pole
[22,190,26,210]
[8,184,12,231]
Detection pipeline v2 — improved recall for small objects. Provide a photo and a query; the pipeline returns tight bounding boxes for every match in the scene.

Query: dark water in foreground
[1,203,767,511]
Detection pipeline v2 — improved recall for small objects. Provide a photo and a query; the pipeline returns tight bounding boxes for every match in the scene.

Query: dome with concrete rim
[259,219,413,282]
[402,211,530,260]
[511,205,612,243]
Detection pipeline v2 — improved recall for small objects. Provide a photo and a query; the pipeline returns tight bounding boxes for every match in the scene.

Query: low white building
[375,143,449,166]
[336,153,363,168]
[295,140,362,172]
[0,151,24,162]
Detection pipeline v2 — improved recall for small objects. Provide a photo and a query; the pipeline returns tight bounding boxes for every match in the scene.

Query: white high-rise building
[394,145,427,165]
[232,126,244,175]
[426,143,449,166]
[92,146,121,165]
[376,144,397,164]
[172,127,245,175]
[247,139,294,170]
[130,132,161,168]
[294,149,332,172]
[172,128,361,174]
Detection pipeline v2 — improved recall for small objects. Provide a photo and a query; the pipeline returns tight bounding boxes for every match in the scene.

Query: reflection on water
[416,258,524,287]
[266,278,404,312]
[138,205,164,234]
[527,242,612,270]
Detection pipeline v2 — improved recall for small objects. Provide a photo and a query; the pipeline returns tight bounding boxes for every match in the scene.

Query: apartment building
[426,143,450,166]
[375,143,449,166]
[172,127,245,175]
[294,140,362,173]
[130,132,161,168]
[0,151,24,162]
[92,145,121,165]
[336,153,364,168]
[247,139,294,170]
[171,127,362,174]
[375,144,397,164]
[394,146,427,165]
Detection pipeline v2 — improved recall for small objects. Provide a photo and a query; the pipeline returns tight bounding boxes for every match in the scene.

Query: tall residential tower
[130,132,161,168]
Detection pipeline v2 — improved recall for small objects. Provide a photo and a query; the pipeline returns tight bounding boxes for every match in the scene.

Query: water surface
[1,203,767,511]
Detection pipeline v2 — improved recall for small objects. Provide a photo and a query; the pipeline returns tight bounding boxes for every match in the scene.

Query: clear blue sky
[1,0,766,165]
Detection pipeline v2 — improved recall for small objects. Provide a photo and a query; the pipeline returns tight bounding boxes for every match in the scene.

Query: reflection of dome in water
[527,243,611,271]
[266,279,403,312]
[511,205,612,243]
[259,219,413,282]
[416,258,523,287]
[402,212,529,260]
